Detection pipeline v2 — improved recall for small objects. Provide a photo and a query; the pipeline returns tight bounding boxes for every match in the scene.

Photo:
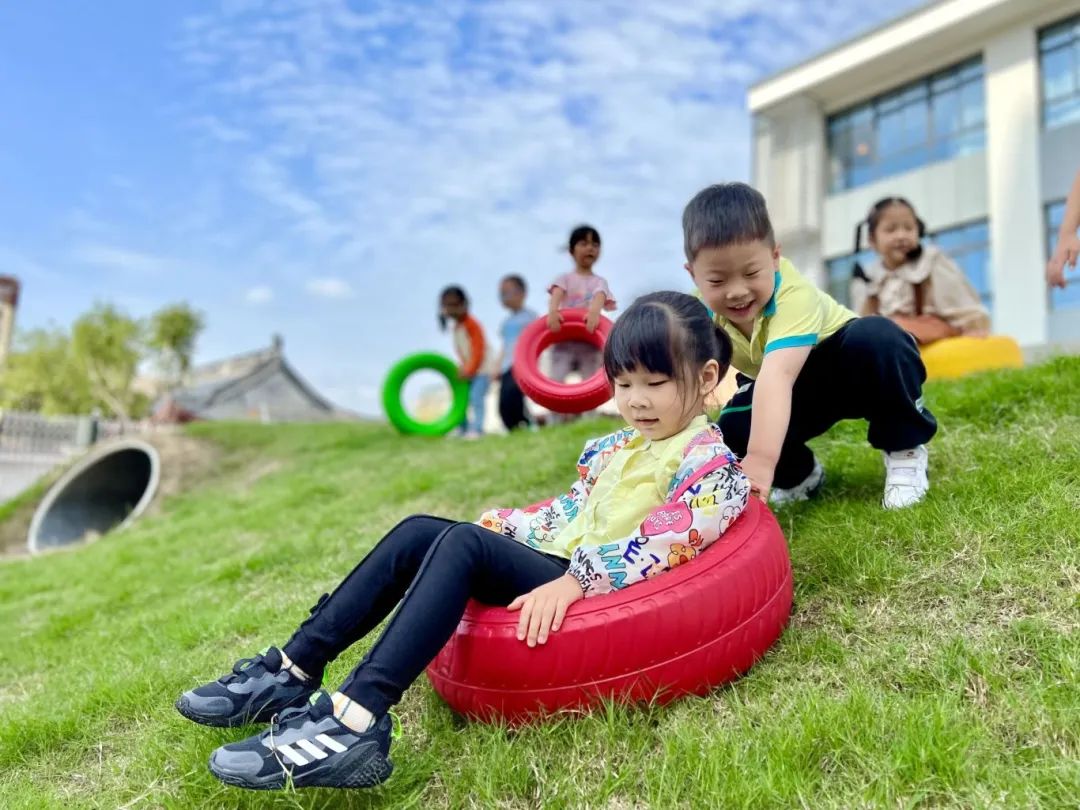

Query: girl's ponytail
[851,220,870,282]
[713,324,733,379]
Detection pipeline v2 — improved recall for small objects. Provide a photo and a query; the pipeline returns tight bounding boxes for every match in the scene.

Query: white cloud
[189,114,250,143]
[244,285,274,304]
[169,0,922,411]
[70,244,178,275]
[305,277,354,299]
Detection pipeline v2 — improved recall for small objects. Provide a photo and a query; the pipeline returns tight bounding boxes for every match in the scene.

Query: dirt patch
[0,430,222,560]
[141,431,223,506]
[234,457,284,494]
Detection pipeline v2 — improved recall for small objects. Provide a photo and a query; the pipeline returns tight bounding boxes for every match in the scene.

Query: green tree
[147,303,204,386]
[70,303,144,424]
[0,300,204,420]
[0,327,94,414]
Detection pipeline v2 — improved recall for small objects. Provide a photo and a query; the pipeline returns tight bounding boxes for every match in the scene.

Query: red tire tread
[511,309,613,414]
[426,499,792,722]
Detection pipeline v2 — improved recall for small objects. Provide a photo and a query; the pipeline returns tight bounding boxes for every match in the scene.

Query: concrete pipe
[27,439,161,553]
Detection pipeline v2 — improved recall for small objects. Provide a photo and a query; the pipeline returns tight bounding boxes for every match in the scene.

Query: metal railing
[0,410,134,502]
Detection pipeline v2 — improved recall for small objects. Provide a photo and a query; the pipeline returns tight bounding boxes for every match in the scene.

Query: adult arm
[1048,169,1080,289]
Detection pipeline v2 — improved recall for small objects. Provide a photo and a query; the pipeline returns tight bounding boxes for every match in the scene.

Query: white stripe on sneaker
[315,733,347,753]
[296,738,328,760]
[276,744,309,766]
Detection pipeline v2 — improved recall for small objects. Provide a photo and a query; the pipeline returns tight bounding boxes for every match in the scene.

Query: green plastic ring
[382,352,470,436]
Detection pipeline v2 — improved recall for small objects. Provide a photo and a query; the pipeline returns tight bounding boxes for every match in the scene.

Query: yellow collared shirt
[545,415,709,559]
[713,258,856,379]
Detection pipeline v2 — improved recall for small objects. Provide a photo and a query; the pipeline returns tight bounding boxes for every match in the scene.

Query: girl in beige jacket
[855,197,990,346]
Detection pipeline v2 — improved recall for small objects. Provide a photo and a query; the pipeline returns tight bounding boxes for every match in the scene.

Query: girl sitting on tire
[176,291,750,792]
[856,196,990,345]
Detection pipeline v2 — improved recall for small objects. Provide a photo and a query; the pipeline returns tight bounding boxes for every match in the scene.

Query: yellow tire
[920,335,1023,380]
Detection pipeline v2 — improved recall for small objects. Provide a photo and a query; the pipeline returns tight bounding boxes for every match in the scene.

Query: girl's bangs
[603,305,678,380]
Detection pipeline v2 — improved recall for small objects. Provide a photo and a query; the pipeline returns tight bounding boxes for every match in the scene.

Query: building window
[1047,200,1080,310]
[1039,15,1080,129]
[930,220,992,309]
[825,250,876,307]
[827,58,985,193]
[825,219,991,311]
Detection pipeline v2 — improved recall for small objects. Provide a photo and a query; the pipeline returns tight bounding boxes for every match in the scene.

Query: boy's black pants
[283,516,569,716]
[719,316,937,489]
[499,369,530,430]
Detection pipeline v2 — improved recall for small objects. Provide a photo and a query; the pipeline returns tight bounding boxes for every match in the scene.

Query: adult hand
[738,453,774,503]
[1047,232,1078,290]
[585,310,600,333]
[507,574,583,647]
[547,311,563,332]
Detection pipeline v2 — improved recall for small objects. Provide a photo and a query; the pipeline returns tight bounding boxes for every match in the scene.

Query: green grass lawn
[2,358,1078,809]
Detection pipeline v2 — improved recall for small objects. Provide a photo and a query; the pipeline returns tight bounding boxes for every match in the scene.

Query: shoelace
[264,702,314,740]
[267,712,295,780]
[265,699,322,780]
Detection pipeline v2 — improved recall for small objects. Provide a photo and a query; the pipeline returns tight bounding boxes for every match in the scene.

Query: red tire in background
[426,498,793,724]
[511,308,612,414]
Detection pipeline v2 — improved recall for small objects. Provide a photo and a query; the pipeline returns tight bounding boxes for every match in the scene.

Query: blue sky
[0,0,922,415]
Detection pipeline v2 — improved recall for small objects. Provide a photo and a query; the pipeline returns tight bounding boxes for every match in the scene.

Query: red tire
[511,308,613,414]
[426,498,792,723]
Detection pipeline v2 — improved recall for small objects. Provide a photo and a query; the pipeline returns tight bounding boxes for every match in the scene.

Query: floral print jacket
[476,424,751,596]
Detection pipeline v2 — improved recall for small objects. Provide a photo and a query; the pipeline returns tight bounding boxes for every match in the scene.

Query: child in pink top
[546,224,617,384]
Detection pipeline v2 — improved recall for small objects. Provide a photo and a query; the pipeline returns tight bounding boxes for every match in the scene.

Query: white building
[749,0,1080,348]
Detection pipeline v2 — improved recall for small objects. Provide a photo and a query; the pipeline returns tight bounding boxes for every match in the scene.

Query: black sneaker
[208,690,394,790]
[175,646,316,728]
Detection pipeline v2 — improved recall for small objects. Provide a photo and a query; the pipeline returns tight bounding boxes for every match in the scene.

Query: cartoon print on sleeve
[476,427,636,549]
[568,429,751,596]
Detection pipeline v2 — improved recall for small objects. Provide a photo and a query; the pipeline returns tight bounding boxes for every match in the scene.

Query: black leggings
[283,516,569,716]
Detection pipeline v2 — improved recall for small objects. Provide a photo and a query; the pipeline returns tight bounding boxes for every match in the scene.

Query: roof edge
[748,0,942,95]
[748,0,1028,112]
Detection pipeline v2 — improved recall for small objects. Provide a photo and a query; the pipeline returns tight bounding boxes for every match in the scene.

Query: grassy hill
[1,357,1078,809]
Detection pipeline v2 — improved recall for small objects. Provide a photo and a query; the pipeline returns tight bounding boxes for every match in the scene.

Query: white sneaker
[769,458,825,506]
[882,445,929,509]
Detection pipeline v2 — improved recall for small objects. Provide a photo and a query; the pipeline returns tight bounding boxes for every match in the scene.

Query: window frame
[1038,13,1080,130]
[826,56,986,193]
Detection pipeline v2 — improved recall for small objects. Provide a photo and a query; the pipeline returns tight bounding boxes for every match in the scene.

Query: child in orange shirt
[440,285,496,438]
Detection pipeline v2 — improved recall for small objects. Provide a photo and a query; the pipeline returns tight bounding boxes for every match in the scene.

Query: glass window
[1039,15,1080,129]
[928,221,992,308]
[825,219,991,312]
[827,57,985,193]
[1047,201,1080,310]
